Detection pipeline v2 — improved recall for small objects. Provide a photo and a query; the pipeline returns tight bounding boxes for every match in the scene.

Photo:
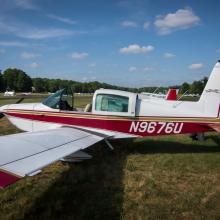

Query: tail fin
[199,61,220,116]
[166,88,177,101]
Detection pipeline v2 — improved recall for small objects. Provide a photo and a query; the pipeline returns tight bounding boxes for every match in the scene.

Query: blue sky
[0,0,220,87]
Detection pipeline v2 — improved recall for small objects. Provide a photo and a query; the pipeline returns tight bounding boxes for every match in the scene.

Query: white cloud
[143,67,153,72]
[0,0,38,12]
[121,20,138,28]
[188,63,204,70]
[29,62,38,69]
[154,8,200,35]
[143,21,150,30]
[18,28,77,39]
[117,0,132,8]
[0,41,27,47]
[47,14,77,25]
[129,66,137,72]
[0,49,6,54]
[21,51,39,59]
[0,20,18,33]
[72,52,88,60]
[129,66,154,72]
[0,19,84,40]
[164,52,176,58]
[91,76,97,80]
[89,63,96,68]
[14,0,38,10]
[119,44,154,54]
[83,75,97,81]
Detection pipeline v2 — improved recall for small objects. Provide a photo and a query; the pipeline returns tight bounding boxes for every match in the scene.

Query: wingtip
[0,170,21,189]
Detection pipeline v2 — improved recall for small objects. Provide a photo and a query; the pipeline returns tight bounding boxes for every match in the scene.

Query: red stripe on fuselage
[5,111,211,136]
[6,104,220,119]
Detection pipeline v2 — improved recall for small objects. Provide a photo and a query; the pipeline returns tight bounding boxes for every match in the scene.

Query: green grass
[0,96,220,219]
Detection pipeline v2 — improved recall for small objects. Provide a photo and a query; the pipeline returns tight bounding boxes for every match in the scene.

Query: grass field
[0,96,220,220]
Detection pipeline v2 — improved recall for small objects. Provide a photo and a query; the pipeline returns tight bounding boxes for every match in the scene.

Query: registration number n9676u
[129,121,184,134]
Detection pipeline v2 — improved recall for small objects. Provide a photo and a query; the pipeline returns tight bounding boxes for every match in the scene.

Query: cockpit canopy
[43,88,137,116]
[43,89,74,111]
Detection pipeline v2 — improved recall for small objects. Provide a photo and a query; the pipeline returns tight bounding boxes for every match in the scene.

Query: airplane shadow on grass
[22,134,220,220]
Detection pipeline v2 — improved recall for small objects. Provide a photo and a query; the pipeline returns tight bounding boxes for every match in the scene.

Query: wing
[0,127,105,188]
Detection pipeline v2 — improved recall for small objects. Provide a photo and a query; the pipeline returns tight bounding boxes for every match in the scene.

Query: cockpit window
[43,89,74,110]
[43,89,64,109]
[95,94,129,112]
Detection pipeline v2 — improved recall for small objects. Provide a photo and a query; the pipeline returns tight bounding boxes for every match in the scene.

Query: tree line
[0,68,208,94]
[178,77,208,95]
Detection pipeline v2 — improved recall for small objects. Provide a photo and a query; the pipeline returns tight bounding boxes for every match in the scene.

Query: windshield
[43,89,65,109]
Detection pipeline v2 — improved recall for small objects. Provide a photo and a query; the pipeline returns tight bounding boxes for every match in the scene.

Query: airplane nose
[0,105,9,119]
[0,105,9,112]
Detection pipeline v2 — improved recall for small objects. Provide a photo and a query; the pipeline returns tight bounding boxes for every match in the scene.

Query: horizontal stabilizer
[209,125,220,133]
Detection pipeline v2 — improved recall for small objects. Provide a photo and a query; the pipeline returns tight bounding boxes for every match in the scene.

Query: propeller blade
[16,97,24,104]
[0,97,24,119]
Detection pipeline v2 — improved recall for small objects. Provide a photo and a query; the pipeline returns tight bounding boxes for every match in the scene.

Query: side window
[95,94,129,112]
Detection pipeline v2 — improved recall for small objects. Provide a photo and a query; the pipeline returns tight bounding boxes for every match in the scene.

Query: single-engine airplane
[0,61,220,188]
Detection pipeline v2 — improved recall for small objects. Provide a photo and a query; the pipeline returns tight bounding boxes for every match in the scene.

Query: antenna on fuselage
[152,86,160,95]
[71,86,75,110]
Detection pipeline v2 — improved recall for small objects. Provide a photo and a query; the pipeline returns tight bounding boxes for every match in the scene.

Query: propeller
[0,97,25,119]
[16,97,24,104]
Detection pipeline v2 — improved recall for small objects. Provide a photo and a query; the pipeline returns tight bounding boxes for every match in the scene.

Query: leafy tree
[48,79,60,92]
[16,71,32,91]
[189,80,204,95]
[0,73,4,92]
[32,78,47,93]
[2,68,32,92]
[179,82,190,94]
[202,77,208,88]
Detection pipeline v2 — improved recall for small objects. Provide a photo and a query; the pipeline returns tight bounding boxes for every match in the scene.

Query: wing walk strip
[0,127,105,188]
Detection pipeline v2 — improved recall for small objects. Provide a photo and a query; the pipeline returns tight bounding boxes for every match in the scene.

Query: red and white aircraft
[0,61,220,188]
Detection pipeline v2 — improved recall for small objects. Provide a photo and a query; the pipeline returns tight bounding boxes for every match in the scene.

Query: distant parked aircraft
[4,91,16,97]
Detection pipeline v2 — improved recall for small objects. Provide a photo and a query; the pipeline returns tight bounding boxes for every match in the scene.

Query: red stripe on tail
[166,89,177,101]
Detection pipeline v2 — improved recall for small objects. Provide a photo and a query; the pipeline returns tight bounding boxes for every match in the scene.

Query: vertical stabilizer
[199,61,220,116]
[166,88,177,101]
